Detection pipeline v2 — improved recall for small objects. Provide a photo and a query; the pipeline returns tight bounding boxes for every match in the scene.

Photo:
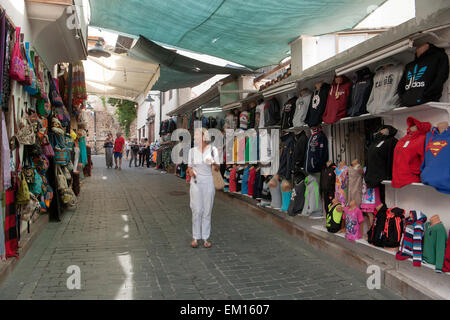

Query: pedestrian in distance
[142,138,151,168]
[125,140,130,160]
[104,132,114,168]
[186,128,220,249]
[129,138,139,167]
[113,131,125,170]
[138,138,145,167]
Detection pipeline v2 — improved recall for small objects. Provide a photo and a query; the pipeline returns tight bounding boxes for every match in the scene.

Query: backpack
[326,203,343,233]
[368,204,388,247]
[381,207,405,248]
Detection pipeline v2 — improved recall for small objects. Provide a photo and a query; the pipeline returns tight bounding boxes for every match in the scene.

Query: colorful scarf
[4,189,18,258]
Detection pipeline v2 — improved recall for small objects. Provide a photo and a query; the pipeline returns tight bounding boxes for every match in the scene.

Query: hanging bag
[54,135,70,165]
[211,147,225,190]
[23,42,38,95]
[48,71,64,107]
[9,27,25,82]
[16,172,31,205]
[20,39,32,86]
[36,98,51,117]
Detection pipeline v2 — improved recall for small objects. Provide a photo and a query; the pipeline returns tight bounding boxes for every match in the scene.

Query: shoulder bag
[211,147,225,190]
[9,27,25,82]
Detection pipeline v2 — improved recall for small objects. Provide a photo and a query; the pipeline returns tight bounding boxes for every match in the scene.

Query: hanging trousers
[190,175,215,240]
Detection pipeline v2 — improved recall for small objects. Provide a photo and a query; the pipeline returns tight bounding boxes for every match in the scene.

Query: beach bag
[20,42,32,86]
[9,27,25,82]
[16,173,31,205]
[34,55,48,100]
[23,42,39,95]
[17,193,40,223]
[48,72,64,107]
[16,117,35,145]
[54,135,70,165]
[64,133,74,151]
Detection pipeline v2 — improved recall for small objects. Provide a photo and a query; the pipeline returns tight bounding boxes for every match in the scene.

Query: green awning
[128,36,252,91]
[89,0,387,69]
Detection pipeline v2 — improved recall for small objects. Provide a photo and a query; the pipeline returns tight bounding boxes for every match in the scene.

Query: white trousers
[190,175,215,240]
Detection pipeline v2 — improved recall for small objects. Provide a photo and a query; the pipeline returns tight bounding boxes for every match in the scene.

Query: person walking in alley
[138,138,145,167]
[104,133,114,168]
[141,138,151,168]
[129,138,139,167]
[113,132,125,170]
[125,140,130,160]
[186,128,220,248]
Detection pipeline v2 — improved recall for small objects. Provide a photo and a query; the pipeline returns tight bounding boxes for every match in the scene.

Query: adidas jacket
[366,64,404,114]
[397,43,449,107]
[305,127,328,173]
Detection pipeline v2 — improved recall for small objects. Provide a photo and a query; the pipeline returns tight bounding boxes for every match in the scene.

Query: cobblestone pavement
[0,156,402,300]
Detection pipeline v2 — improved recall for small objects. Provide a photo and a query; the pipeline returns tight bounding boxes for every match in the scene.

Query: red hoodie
[322,76,351,124]
[392,117,431,188]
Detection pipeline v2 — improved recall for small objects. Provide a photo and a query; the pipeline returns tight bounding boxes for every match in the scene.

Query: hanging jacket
[229,166,237,192]
[397,43,449,107]
[241,166,250,195]
[364,125,398,188]
[320,162,336,195]
[347,67,374,117]
[305,82,330,127]
[381,207,405,248]
[248,166,256,196]
[396,210,428,267]
[423,221,448,272]
[292,90,312,128]
[252,169,263,199]
[301,175,322,217]
[280,96,298,129]
[305,127,328,173]
[368,204,388,247]
[322,76,351,124]
[442,230,450,273]
[420,126,450,194]
[277,133,295,180]
[367,64,404,115]
[287,179,306,216]
[264,98,281,127]
[392,117,431,188]
[292,130,308,179]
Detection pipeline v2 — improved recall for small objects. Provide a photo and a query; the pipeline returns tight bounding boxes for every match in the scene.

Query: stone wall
[86,95,123,155]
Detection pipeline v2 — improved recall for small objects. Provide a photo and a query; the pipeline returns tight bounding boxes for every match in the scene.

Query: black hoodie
[305,82,330,127]
[364,125,398,188]
[397,43,449,107]
[264,98,281,127]
[280,96,298,129]
[347,67,374,116]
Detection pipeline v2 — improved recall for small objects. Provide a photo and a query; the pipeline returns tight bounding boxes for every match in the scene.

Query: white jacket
[292,90,312,127]
[367,64,404,115]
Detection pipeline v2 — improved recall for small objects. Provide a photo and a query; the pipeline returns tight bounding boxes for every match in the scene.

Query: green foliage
[100,96,107,110]
[108,98,137,137]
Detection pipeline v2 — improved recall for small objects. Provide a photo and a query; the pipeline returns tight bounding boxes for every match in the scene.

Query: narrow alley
[0,157,401,300]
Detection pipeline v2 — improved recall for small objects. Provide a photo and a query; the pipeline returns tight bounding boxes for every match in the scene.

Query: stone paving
[0,156,402,300]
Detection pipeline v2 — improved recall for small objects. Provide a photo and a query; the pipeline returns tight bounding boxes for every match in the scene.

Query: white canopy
[83,52,160,101]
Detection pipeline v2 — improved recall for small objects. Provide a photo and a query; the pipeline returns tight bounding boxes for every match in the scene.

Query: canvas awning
[128,36,253,92]
[83,52,160,101]
[89,0,387,69]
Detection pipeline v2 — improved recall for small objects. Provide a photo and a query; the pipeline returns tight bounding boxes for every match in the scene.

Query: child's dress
[229,166,237,193]
[361,167,382,213]
[335,165,348,205]
[343,206,364,241]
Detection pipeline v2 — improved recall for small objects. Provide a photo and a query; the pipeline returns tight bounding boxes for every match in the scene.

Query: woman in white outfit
[187,128,220,248]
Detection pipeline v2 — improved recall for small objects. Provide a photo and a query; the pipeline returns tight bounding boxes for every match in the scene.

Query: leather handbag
[9,27,25,82]
[211,148,225,190]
